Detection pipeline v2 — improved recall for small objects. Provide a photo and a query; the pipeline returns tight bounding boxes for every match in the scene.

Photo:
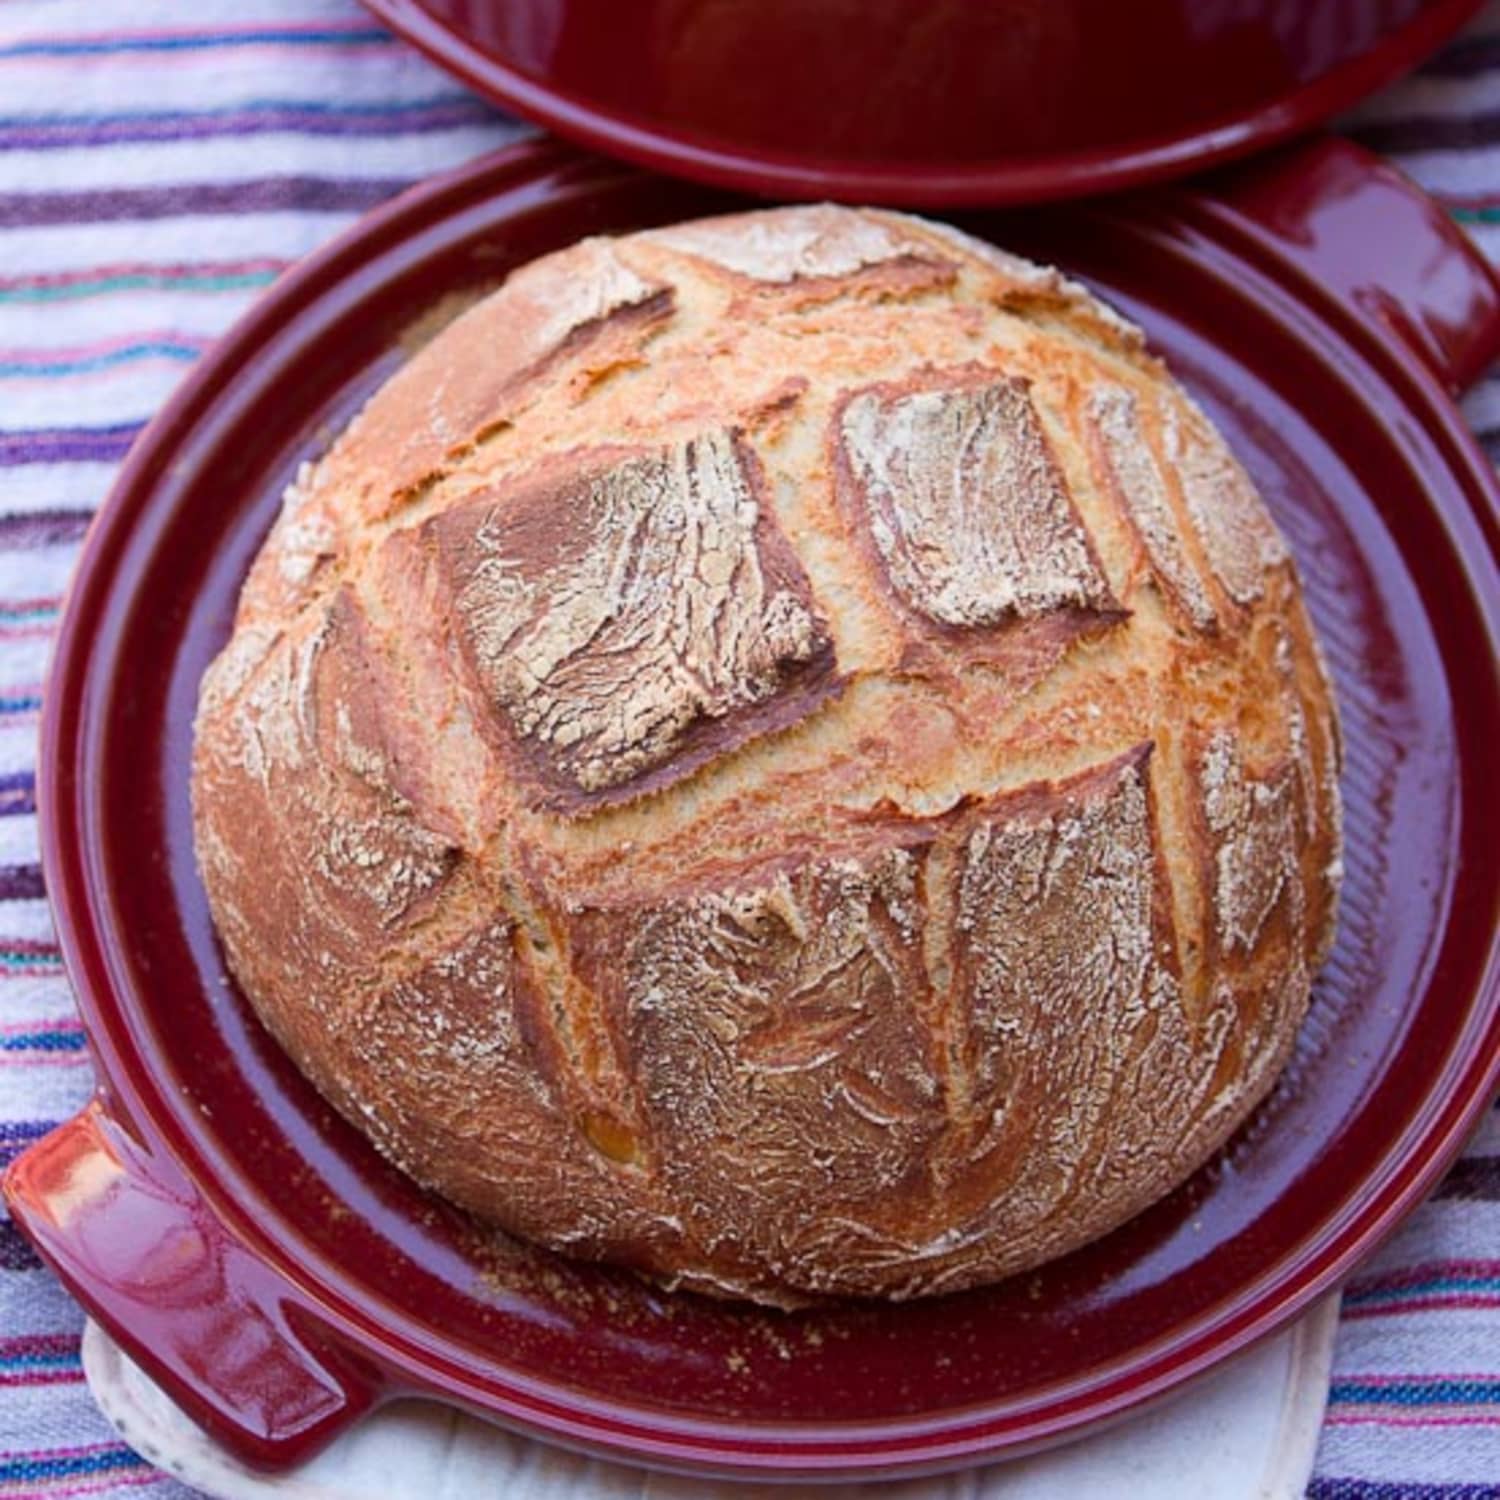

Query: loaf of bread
[192,205,1342,1305]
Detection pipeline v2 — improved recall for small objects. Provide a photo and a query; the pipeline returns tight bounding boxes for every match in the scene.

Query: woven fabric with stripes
[0,3,1496,1497]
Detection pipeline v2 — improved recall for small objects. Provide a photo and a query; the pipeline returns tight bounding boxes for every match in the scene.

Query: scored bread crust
[191,205,1343,1305]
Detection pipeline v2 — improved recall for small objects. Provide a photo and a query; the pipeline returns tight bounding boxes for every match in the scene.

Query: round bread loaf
[192,205,1342,1305]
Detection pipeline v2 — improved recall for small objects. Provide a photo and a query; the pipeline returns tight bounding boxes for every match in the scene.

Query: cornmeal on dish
[191,205,1343,1306]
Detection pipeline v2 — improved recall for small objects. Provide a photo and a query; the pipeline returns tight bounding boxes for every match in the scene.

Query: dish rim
[18,137,1500,1478]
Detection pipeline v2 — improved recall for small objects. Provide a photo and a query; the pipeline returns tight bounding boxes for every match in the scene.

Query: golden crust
[192,205,1342,1306]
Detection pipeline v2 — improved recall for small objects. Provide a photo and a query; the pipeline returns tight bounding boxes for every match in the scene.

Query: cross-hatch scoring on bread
[191,204,1343,1307]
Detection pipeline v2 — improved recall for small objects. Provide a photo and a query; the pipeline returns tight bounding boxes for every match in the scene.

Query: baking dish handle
[1193,134,1500,395]
[2,1097,379,1469]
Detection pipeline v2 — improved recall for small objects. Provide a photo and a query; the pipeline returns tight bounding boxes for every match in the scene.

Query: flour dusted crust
[192,205,1342,1306]
[836,372,1118,627]
[426,431,837,808]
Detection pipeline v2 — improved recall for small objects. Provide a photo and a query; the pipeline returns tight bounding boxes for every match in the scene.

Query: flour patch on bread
[429,430,838,807]
[644,203,943,284]
[1088,384,1217,629]
[838,373,1118,629]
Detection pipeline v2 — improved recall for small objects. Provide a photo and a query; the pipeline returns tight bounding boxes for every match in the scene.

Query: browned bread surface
[192,205,1342,1305]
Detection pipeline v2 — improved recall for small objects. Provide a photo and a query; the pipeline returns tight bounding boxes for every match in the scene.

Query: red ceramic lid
[5,136,1500,1481]
[360,0,1482,205]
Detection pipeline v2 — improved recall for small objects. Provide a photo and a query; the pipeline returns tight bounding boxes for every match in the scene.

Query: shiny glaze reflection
[5,1103,372,1464]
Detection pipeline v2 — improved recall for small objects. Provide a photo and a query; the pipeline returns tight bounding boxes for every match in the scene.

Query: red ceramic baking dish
[5,135,1500,1482]
[360,0,1483,206]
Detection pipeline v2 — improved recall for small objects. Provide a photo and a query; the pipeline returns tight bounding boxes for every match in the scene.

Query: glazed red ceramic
[360,0,1482,206]
[5,135,1500,1481]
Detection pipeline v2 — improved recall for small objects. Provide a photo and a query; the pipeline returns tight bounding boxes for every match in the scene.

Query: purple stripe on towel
[1436,1157,1500,1202]
[0,423,138,465]
[0,863,45,901]
[0,175,414,228]
[0,98,494,151]
[0,1219,44,1273]
[1354,109,1500,155]
[0,511,93,548]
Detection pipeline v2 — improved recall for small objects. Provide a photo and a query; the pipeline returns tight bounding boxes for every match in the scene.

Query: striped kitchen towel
[0,4,1497,1499]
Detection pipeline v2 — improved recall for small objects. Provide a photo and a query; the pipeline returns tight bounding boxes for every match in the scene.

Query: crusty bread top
[192,204,1342,1304]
